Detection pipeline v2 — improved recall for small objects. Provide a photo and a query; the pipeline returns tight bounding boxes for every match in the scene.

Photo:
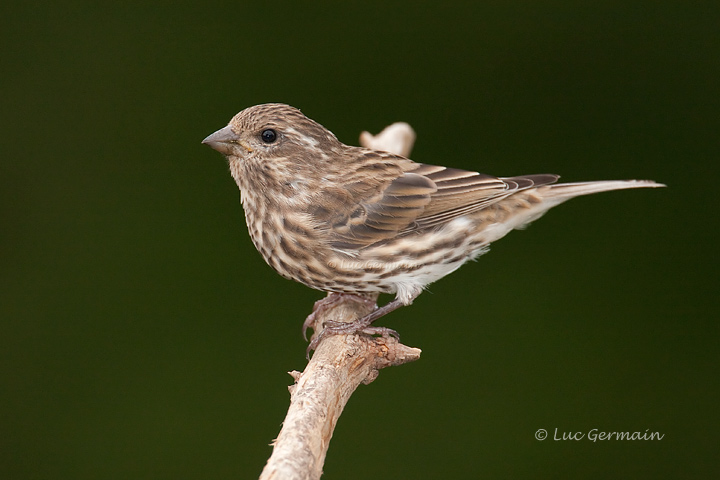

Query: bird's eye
[261,129,277,144]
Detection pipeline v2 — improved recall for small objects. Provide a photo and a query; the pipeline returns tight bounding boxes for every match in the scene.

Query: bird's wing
[308,154,437,250]
[309,151,558,251]
[407,164,559,231]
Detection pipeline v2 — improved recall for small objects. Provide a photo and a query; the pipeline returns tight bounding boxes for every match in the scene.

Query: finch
[203,103,664,351]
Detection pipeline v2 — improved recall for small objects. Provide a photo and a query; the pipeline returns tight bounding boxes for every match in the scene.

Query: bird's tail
[500,179,665,233]
[542,179,665,199]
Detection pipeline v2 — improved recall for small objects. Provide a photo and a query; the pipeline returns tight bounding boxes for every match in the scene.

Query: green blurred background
[2,1,718,478]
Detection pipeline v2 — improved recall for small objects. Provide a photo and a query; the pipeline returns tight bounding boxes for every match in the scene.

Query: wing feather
[309,151,558,250]
[410,165,558,230]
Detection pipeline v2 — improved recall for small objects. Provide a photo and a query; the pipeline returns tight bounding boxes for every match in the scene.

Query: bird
[202,103,664,353]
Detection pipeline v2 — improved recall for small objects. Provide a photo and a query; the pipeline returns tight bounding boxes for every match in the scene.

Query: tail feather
[542,179,665,199]
[503,179,665,233]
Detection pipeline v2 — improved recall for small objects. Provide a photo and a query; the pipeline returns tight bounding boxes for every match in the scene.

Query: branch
[258,122,421,480]
[359,122,416,158]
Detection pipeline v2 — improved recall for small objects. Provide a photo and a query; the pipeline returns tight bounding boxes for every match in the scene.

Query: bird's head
[202,103,342,163]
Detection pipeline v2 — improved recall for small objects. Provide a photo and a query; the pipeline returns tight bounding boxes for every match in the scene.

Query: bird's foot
[306,316,399,359]
[302,292,377,341]
[305,295,411,359]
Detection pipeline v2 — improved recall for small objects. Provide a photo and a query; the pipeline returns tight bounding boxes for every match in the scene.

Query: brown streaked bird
[202,103,664,353]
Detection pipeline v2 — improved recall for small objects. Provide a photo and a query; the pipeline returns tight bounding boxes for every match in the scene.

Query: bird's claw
[302,292,377,341]
[305,320,400,359]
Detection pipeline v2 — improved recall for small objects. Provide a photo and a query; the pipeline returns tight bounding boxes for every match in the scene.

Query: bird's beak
[202,125,249,155]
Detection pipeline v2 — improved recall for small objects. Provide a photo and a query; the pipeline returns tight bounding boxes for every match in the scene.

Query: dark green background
[3,1,718,478]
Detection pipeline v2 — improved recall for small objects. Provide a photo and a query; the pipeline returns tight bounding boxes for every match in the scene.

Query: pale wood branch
[359,122,416,157]
[258,121,421,480]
